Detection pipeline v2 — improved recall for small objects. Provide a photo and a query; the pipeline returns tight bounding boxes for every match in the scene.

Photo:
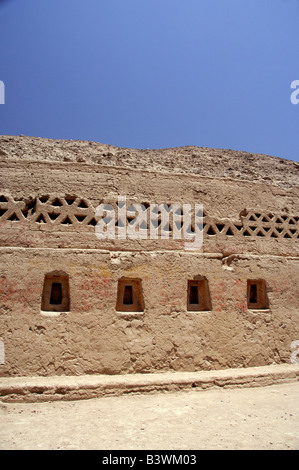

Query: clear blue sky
[0,0,298,162]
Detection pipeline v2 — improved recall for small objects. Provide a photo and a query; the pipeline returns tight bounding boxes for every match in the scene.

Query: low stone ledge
[0,364,299,403]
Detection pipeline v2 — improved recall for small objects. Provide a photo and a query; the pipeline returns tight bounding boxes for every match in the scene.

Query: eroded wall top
[0,135,299,189]
[0,135,298,257]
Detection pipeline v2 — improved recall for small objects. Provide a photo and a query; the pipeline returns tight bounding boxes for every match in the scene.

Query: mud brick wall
[0,136,298,377]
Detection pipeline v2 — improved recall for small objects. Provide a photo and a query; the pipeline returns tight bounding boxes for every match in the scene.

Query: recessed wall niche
[116,278,144,312]
[247,279,269,310]
[187,278,212,311]
[41,271,70,313]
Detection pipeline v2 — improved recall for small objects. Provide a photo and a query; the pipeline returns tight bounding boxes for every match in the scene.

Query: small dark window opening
[189,285,199,304]
[50,282,63,305]
[249,283,257,304]
[123,285,133,305]
[116,279,144,312]
[247,279,269,310]
[41,272,70,312]
[187,279,212,311]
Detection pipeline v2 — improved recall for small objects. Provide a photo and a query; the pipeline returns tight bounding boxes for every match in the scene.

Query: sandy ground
[0,381,298,451]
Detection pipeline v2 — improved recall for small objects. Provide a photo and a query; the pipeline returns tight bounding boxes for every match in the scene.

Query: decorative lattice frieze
[0,194,298,241]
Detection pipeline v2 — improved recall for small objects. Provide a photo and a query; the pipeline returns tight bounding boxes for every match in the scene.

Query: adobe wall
[0,136,298,377]
[0,248,298,376]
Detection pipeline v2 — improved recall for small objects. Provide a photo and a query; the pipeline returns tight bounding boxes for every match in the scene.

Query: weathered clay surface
[0,364,299,403]
[0,135,298,188]
[0,135,298,377]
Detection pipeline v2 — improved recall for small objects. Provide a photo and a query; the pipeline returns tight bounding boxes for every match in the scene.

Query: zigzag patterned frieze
[0,194,97,226]
[0,195,298,240]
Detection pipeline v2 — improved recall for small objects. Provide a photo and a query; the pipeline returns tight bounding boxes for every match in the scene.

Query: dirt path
[0,382,298,450]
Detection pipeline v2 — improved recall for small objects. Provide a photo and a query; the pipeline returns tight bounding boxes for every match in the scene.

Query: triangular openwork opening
[51,198,63,207]
[0,209,7,217]
[8,212,20,221]
[78,199,88,208]
[48,213,60,221]
[207,225,216,235]
[75,215,87,223]
[225,226,234,236]
[61,216,73,225]
[36,213,46,223]
[88,218,97,226]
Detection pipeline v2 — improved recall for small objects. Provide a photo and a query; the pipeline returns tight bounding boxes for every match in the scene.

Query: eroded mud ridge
[0,135,298,188]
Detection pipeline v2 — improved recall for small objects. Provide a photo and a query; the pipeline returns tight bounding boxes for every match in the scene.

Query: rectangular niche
[41,271,70,314]
[247,279,269,310]
[187,278,212,311]
[116,278,144,313]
